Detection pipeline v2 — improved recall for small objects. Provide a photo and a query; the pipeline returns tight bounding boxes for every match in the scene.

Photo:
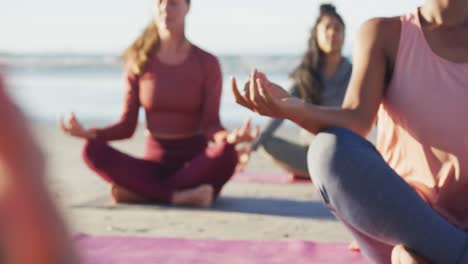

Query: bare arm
[233,18,398,137]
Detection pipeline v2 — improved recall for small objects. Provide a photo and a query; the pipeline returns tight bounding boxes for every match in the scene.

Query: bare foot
[171,184,214,208]
[391,245,428,264]
[110,184,148,204]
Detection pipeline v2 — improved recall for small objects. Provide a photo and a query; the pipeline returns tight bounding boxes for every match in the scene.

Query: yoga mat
[232,172,311,184]
[75,234,367,264]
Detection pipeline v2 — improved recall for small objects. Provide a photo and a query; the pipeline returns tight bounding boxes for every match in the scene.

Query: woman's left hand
[231,69,297,119]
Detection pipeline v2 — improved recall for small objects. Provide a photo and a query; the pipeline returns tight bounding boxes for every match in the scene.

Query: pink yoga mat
[75,235,367,264]
[232,172,311,184]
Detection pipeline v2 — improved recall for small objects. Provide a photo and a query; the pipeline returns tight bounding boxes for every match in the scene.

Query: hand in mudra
[58,113,94,139]
[231,69,301,119]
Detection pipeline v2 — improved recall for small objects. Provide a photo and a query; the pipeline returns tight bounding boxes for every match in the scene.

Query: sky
[1,0,422,55]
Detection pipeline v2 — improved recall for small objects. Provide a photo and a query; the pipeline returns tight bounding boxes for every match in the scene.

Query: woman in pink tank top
[59,0,258,208]
[233,0,468,263]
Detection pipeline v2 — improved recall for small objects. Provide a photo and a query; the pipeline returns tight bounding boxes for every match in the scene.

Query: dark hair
[122,0,191,75]
[289,4,345,104]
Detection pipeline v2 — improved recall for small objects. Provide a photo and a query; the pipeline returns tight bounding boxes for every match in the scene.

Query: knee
[307,127,369,187]
[82,139,107,166]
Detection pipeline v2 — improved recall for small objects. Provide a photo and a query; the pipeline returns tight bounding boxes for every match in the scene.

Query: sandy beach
[31,121,376,243]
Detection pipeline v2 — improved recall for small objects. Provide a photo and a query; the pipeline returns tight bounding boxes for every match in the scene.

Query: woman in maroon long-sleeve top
[59,0,257,207]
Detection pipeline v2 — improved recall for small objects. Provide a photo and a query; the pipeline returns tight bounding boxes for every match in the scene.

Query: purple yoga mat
[75,235,367,264]
[232,172,311,184]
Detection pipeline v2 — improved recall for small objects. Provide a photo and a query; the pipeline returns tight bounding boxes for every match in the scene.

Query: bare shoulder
[357,17,401,61]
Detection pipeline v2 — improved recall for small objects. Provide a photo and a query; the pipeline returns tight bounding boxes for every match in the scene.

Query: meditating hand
[58,113,95,139]
[231,69,303,120]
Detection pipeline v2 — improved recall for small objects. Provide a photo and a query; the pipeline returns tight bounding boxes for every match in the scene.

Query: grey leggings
[307,127,468,264]
[263,136,309,174]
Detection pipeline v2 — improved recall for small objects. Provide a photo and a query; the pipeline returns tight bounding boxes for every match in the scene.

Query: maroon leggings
[82,135,238,204]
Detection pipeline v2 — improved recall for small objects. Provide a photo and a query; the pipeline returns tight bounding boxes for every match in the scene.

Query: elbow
[120,127,137,140]
[111,122,138,141]
[346,109,376,138]
[117,115,139,139]
[351,122,374,138]
[116,112,139,140]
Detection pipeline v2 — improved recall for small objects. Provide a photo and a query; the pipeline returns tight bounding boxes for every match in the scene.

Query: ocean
[1,53,302,127]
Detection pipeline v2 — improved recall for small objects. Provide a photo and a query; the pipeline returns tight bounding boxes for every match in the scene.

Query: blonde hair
[122,0,191,76]
[122,22,160,76]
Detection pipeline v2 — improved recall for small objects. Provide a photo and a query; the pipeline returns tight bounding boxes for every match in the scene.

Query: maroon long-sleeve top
[94,45,225,141]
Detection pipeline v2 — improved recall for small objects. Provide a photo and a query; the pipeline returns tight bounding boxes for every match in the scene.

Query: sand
[32,122,377,243]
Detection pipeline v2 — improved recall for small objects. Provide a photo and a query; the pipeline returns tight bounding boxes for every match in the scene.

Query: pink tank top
[377,9,468,228]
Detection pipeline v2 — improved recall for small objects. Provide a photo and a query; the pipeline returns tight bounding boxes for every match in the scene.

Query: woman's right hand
[58,113,95,139]
[231,69,303,120]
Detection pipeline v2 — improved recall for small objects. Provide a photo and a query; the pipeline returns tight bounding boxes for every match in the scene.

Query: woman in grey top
[248,4,352,179]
